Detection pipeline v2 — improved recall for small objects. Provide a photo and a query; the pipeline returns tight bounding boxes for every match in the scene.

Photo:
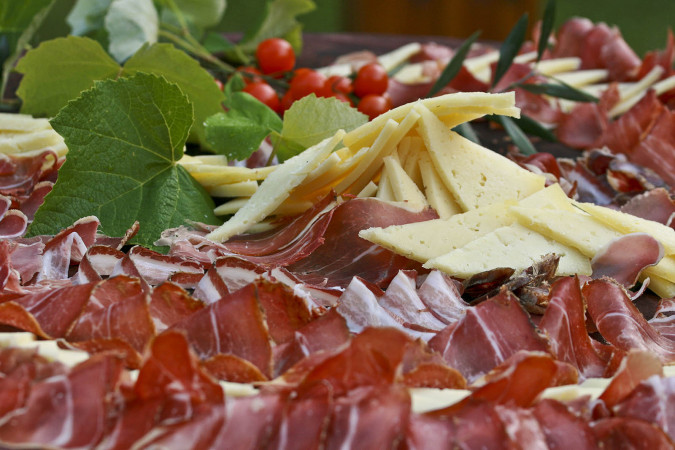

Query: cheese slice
[187,165,276,185]
[376,165,396,201]
[517,183,576,212]
[0,113,51,132]
[534,57,581,75]
[359,201,516,263]
[382,155,428,209]
[207,180,258,198]
[648,275,675,298]
[343,91,520,150]
[402,136,424,189]
[424,224,591,278]
[575,201,675,255]
[417,104,545,210]
[357,181,378,198]
[206,131,344,242]
[417,150,462,219]
[553,69,608,88]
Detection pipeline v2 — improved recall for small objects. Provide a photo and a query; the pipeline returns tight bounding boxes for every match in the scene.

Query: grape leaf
[28,73,219,249]
[165,0,227,28]
[67,0,112,36]
[15,36,120,117]
[105,0,158,62]
[237,0,315,55]
[205,91,282,160]
[272,94,367,162]
[123,43,226,148]
[15,37,224,148]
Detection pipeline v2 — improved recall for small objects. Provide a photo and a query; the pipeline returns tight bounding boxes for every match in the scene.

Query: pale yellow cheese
[382,155,428,209]
[402,136,424,189]
[417,150,463,219]
[206,180,258,198]
[517,183,576,212]
[417,104,545,210]
[357,181,378,198]
[534,57,581,75]
[0,129,65,154]
[302,152,342,184]
[343,91,520,150]
[0,113,52,132]
[648,275,675,299]
[187,165,276,185]
[206,131,344,242]
[424,224,591,278]
[359,201,516,263]
[376,165,396,201]
[553,69,608,88]
[575,201,675,255]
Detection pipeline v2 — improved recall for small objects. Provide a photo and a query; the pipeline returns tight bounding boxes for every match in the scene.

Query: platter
[1,2,675,449]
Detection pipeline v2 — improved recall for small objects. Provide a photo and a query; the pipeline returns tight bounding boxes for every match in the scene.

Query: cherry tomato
[236,66,263,84]
[280,90,295,113]
[319,75,353,97]
[357,94,392,120]
[243,81,280,112]
[353,63,389,98]
[256,38,295,75]
[288,69,326,100]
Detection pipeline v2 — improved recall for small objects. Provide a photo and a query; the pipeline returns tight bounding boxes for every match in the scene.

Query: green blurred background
[39,0,674,57]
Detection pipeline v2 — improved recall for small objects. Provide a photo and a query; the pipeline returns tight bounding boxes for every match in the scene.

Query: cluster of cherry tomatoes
[229,38,393,120]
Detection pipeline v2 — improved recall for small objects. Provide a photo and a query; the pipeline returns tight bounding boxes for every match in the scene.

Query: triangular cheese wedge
[359,201,516,263]
[417,104,545,210]
[417,150,462,218]
[382,155,428,209]
[424,224,591,278]
[575,201,675,255]
[207,131,344,242]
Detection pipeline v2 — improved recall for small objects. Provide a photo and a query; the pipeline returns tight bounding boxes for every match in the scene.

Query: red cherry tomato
[256,38,295,75]
[357,94,392,120]
[323,75,353,96]
[353,63,389,98]
[288,69,326,100]
[243,82,280,112]
[280,90,295,113]
[236,66,263,84]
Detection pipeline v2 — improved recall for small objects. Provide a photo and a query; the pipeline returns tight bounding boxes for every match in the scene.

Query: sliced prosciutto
[583,278,675,363]
[428,289,549,382]
[614,375,675,442]
[590,233,664,288]
[649,297,675,340]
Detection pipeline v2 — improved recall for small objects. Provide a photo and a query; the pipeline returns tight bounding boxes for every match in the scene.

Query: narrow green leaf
[203,32,234,53]
[272,94,367,162]
[498,115,537,155]
[30,73,219,248]
[492,13,529,88]
[15,36,120,117]
[105,0,158,62]
[205,91,282,160]
[537,0,556,62]
[512,114,557,142]
[452,122,480,145]
[516,82,598,102]
[427,30,481,98]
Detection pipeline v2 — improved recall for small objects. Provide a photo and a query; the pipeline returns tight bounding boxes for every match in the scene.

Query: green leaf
[105,0,158,62]
[512,114,557,142]
[203,32,234,53]
[205,91,282,160]
[517,82,598,102]
[427,30,481,98]
[273,94,367,162]
[67,0,112,36]
[123,43,226,148]
[164,0,227,28]
[492,13,529,88]
[29,73,219,249]
[15,36,120,117]
[452,122,480,145]
[537,0,556,62]
[0,0,55,100]
[237,0,315,55]
[497,115,537,156]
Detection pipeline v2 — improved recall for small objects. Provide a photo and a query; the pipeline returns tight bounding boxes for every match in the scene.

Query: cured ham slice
[0,151,59,195]
[649,297,675,340]
[539,277,609,378]
[591,417,675,449]
[417,270,469,324]
[38,216,100,281]
[428,290,549,382]
[149,282,206,332]
[168,280,273,378]
[598,350,663,409]
[621,188,675,228]
[591,234,664,288]
[286,198,438,289]
[556,84,620,149]
[614,375,675,442]
[112,246,205,286]
[0,354,123,449]
[583,278,675,363]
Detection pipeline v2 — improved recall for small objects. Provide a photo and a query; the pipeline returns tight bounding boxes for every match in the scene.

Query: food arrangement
[1,0,675,448]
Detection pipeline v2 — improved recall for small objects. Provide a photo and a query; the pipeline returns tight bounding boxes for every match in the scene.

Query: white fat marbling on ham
[417,270,469,324]
[379,271,447,332]
[648,297,675,340]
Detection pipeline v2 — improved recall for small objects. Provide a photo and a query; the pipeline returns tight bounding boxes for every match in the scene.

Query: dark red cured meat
[0,151,59,195]
[387,79,435,108]
[168,280,273,378]
[15,180,52,222]
[583,278,675,363]
[638,29,675,79]
[0,353,123,449]
[323,385,411,450]
[539,277,609,378]
[0,282,96,338]
[591,417,675,449]
[614,375,675,443]
[649,297,675,340]
[558,158,616,205]
[629,106,675,188]
[0,209,27,239]
[598,350,663,409]
[66,276,155,353]
[591,233,664,288]
[119,245,205,286]
[428,289,549,383]
[201,353,268,382]
[149,281,205,332]
[551,17,596,59]
[621,188,675,228]
[531,399,598,450]
[286,198,438,289]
